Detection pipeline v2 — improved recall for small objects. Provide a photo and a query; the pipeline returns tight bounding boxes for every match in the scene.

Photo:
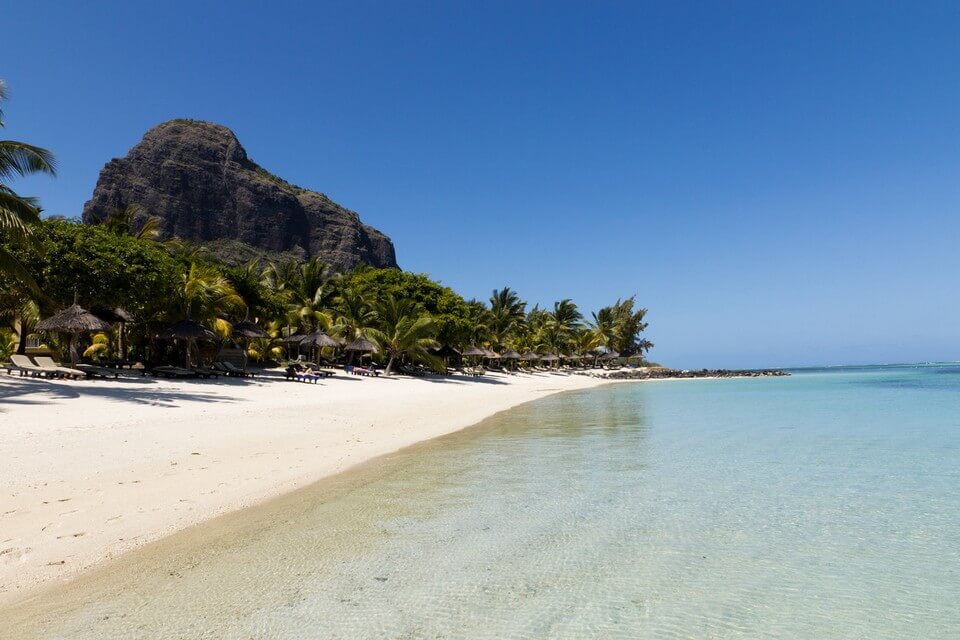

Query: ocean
[6,364,960,638]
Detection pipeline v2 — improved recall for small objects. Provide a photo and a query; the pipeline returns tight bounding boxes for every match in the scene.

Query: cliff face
[81,120,398,271]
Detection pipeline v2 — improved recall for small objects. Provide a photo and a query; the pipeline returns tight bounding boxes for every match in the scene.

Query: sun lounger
[9,354,56,378]
[285,366,322,383]
[33,356,88,380]
[4,356,40,377]
[217,361,255,377]
[76,364,120,379]
[149,365,199,379]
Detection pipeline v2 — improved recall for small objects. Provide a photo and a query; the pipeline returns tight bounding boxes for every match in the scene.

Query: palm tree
[289,257,335,332]
[369,295,442,375]
[637,338,654,359]
[177,261,245,323]
[488,286,526,349]
[95,203,162,241]
[332,285,377,341]
[0,81,56,289]
[588,307,617,349]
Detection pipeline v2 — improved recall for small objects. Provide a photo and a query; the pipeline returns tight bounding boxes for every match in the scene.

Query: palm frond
[0,140,57,179]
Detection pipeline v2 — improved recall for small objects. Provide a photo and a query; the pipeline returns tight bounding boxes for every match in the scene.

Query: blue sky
[4,1,959,368]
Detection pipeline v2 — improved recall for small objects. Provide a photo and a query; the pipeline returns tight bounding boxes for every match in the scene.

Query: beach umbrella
[36,303,112,367]
[345,336,379,354]
[600,351,621,360]
[564,353,582,360]
[461,345,486,357]
[161,319,216,340]
[541,353,560,365]
[301,331,340,362]
[233,320,268,339]
[627,352,644,360]
[301,331,339,348]
[230,320,268,370]
[344,335,379,364]
[520,351,539,361]
[500,349,521,360]
[279,332,306,360]
[482,347,501,359]
[92,306,136,362]
[161,319,216,368]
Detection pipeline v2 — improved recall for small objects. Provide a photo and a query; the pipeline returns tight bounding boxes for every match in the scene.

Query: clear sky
[4,1,959,368]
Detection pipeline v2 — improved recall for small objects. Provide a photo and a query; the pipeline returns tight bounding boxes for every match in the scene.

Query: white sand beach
[0,368,608,607]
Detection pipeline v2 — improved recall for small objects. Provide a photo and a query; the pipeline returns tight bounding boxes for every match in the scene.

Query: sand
[0,367,608,607]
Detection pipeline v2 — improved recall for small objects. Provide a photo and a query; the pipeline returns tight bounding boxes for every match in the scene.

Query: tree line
[0,82,653,374]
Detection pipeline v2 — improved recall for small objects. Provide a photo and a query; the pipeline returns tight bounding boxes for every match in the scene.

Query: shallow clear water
[5,365,960,638]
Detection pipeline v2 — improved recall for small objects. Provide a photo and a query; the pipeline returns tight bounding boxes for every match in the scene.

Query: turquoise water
[4,365,960,638]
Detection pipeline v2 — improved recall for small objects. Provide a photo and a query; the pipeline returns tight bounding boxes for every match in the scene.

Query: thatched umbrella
[345,336,378,352]
[541,353,560,368]
[233,320,268,339]
[600,351,622,367]
[482,347,500,359]
[302,331,339,348]
[92,307,135,362]
[345,336,379,364]
[461,345,486,357]
[301,331,340,363]
[500,349,521,360]
[161,319,216,368]
[520,351,539,361]
[36,304,112,367]
[231,320,268,369]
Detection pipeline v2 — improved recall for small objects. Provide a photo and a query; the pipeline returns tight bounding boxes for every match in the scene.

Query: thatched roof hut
[36,304,113,366]
[161,319,216,340]
[345,336,379,353]
[233,320,268,339]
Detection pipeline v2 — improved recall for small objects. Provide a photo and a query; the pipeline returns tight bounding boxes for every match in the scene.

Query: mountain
[81,119,398,271]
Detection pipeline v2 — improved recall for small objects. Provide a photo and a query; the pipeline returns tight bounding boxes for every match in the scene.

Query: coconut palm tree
[588,306,617,349]
[488,287,526,348]
[0,81,56,289]
[95,203,162,241]
[289,257,335,332]
[332,285,377,341]
[369,295,442,375]
[176,261,245,323]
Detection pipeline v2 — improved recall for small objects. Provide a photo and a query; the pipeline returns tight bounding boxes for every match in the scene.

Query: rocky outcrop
[82,119,398,271]
[589,368,790,380]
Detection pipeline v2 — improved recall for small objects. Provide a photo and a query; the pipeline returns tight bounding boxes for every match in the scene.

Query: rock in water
[81,119,398,271]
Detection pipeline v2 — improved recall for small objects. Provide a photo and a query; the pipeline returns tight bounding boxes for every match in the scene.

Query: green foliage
[0,79,56,292]
[343,268,476,348]
[368,295,443,375]
[0,218,181,322]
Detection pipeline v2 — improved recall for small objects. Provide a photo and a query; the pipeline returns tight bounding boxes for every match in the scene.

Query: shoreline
[0,368,612,609]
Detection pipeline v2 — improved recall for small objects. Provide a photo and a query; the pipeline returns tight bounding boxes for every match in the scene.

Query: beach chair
[3,357,36,377]
[10,354,53,378]
[76,364,120,379]
[33,356,88,380]
[284,365,321,383]
[218,361,255,378]
[150,365,199,379]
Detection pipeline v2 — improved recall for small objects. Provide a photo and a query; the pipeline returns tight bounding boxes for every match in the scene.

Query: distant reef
[82,119,398,271]
[592,368,790,380]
